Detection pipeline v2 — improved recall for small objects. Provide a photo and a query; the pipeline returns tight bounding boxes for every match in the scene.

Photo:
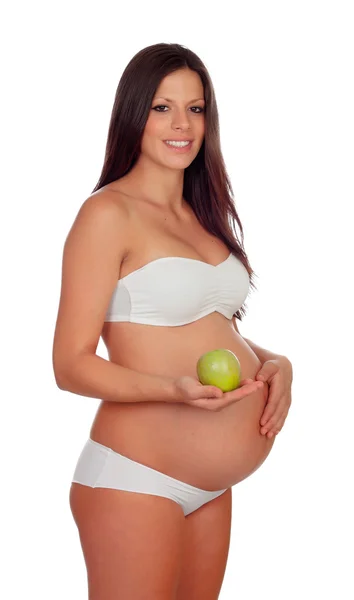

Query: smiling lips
[163,140,193,152]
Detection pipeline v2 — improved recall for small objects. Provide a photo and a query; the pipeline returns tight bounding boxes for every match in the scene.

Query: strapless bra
[104,252,250,327]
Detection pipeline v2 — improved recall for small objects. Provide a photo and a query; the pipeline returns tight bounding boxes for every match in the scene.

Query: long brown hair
[91,43,258,321]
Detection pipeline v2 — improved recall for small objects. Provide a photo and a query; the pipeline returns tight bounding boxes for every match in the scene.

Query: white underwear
[72,438,228,517]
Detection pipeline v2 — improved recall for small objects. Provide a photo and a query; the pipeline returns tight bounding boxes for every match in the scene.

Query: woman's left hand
[255,356,293,438]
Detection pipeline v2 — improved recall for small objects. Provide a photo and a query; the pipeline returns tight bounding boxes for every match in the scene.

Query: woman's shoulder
[90,181,149,222]
[88,185,131,217]
[72,187,135,232]
[67,187,132,252]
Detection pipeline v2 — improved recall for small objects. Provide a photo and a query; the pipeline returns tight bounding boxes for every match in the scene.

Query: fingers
[199,386,223,399]
[192,380,263,411]
[190,382,223,401]
[261,404,290,436]
[223,380,263,403]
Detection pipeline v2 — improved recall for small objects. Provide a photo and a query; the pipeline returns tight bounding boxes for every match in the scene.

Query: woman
[53,43,293,600]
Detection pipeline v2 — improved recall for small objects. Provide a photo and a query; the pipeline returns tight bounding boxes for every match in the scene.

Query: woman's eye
[152,105,204,113]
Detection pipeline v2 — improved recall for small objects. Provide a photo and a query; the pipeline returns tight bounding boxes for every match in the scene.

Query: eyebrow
[153,97,205,103]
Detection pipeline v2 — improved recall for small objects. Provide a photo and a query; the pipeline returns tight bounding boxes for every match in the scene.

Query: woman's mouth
[163,140,193,153]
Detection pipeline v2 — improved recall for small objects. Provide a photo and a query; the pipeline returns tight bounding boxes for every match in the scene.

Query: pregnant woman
[53,43,293,600]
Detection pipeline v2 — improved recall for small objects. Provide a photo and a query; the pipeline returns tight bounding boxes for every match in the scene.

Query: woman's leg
[70,482,185,600]
[176,487,232,600]
[69,438,229,598]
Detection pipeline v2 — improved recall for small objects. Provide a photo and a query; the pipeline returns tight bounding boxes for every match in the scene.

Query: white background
[2,1,353,598]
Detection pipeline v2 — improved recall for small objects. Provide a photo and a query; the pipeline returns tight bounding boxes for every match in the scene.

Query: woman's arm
[52,193,175,404]
[56,352,176,404]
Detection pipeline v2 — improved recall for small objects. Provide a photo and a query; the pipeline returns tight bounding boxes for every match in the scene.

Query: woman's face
[141,68,205,170]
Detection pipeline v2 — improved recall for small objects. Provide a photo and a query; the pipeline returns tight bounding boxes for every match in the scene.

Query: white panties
[72,438,228,517]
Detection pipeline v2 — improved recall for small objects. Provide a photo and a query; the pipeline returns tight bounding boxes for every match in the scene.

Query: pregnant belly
[93,315,276,489]
[162,380,275,489]
[91,383,275,491]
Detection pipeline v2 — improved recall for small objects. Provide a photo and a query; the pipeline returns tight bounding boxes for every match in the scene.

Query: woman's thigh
[69,483,186,600]
[176,487,232,600]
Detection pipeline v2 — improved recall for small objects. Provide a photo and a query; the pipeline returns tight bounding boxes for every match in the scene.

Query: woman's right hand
[173,376,264,411]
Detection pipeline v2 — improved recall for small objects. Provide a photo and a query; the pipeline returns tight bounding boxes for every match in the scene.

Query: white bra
[104,252,250,327]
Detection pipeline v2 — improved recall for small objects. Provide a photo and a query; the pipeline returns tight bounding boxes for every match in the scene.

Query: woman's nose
[171,111,191,131]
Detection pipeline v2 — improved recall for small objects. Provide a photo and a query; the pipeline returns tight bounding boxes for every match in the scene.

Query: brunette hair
[91,43,258,321]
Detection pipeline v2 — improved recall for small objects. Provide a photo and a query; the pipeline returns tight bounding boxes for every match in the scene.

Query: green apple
[197,348,241,392]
